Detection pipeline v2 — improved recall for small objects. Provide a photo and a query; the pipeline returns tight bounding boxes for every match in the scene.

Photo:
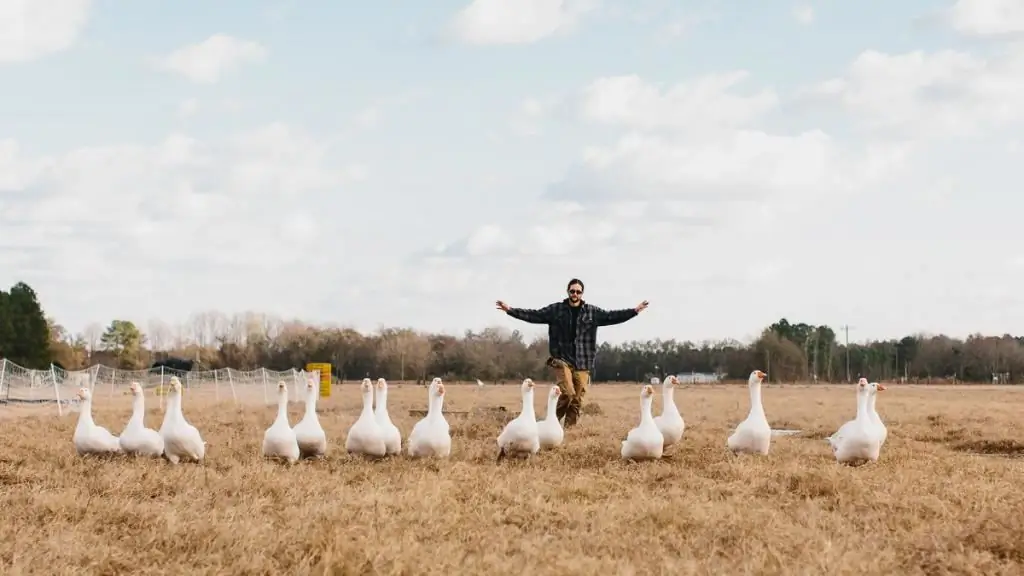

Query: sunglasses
[568,289,583,295]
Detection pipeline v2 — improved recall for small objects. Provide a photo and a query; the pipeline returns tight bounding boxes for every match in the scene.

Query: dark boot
[555,395,570,423]
[563,402,580,428]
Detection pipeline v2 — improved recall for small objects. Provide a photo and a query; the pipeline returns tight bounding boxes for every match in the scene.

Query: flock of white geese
[71,369,888,466]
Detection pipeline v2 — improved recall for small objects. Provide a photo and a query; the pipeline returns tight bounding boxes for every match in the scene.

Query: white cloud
[793,5,814,25]
[1,123,367,326]
[579,73,779,132]
[158,34,267,84]
[398,62,930,340]
[448,0,596,45]
[352,107,379,129]
[808,44,1024,139]
[0,0,92,63]
[946,0,1024,36]
[177,98,200,119]
[508,95,561,136]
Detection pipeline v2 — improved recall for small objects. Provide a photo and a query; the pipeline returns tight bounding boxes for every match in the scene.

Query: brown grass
[1,382,1024,575]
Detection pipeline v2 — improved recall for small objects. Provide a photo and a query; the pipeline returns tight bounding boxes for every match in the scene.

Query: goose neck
[171,391,184,416]
[361,389,374,417]
[545,395,558,419]
[276,390,289,420]
[427,392,443,418]
[747,384,765,418]
[663,385,677,409]
[640,395,654,424]
[375,389,388,414]
[865,392,876,415]
[520,390,535,419]
[129,395,145,424]
[78,397,95,426]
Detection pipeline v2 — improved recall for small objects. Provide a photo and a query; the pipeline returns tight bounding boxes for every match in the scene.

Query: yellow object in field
[306,362,332,397]
[154,383,184,396]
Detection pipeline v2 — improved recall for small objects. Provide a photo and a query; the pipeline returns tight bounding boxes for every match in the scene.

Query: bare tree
[82,322,102,363]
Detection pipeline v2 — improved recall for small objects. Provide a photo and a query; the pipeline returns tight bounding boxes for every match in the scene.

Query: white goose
[407,377,452,458]
[827,378,868,451]
[374,378,402,455]
[867,381,888,446]
[293,375,327,458]
[160,377,206,464]
[620,384,664,461]
[262,381,300,463]
[346,378,387,457]
[537,385,564,450]
[829,379,883,464]
[73,387,122,456]
[727,369,771,455]
[119,382,164,457]
[653,375,684,447]
[496,378,540,460]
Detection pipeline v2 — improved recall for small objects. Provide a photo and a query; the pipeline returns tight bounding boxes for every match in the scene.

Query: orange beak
[877,384,887,391]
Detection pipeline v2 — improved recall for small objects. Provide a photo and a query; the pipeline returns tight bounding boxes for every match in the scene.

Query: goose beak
[877,384,887,391]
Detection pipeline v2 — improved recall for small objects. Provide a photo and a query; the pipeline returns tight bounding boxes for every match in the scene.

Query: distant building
[676,372,724,384]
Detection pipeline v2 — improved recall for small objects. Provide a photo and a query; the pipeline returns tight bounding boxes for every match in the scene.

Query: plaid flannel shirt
[506,298,638,371]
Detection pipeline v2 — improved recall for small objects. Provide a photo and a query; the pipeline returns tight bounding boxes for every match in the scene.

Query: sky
[2,0,1024,345]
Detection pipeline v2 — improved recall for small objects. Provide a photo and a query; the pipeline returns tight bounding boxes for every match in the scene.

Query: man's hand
[495,300,510,312]
[635,300,649,313]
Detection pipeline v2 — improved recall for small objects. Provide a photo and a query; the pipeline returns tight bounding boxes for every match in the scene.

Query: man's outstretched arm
[593,300,649,327]
[496,300,556,324]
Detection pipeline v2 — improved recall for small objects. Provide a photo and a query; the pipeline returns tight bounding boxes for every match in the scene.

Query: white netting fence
[0,358,322,415]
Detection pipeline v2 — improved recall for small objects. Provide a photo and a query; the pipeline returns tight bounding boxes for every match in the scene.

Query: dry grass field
[1,381,1024,575]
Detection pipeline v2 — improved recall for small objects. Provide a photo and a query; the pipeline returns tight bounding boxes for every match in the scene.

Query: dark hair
[567,278,584,292]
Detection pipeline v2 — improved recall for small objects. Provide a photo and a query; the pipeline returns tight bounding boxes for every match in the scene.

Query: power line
[840,324,856,383]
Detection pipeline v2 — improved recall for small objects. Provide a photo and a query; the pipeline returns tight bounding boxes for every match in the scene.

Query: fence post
[0,358,6,402]
[227,368,237,405]
[159,366,165,410]
[50,364,62,417]
[261,368,268,404]
[214,369,220,402]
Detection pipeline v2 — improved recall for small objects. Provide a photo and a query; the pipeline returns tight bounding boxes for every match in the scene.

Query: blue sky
[2,0,1024,345]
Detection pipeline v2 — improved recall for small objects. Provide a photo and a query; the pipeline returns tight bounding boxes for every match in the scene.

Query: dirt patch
[952,439,1024,458]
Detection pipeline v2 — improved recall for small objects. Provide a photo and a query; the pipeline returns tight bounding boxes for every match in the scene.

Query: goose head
[641,384,655,398]
[276,381,288,395]
[856,378,869,397]
[548,386,561,400]
[128,381,143,396]
[376,378,388,392]
[360,379,373,394]
[521,378,535,393]
[305,378,316,393]
[665,375,679,388]
[433,380,446,397]
[868,381,886,394]
[76,387,91,401]
[169,376,182,393]
[748,370,767,386]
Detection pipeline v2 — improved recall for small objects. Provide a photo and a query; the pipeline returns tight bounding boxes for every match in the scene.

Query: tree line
[0,281,1021,383]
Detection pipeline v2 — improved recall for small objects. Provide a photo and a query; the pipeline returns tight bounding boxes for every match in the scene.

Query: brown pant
[549,358,590,427]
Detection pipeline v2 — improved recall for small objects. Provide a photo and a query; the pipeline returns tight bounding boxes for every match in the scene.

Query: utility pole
[841,324,854,382]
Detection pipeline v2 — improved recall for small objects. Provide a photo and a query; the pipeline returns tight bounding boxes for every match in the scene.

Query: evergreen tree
[2,282,52,368]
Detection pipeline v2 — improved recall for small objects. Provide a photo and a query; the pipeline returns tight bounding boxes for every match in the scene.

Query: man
[496,278,648,428]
